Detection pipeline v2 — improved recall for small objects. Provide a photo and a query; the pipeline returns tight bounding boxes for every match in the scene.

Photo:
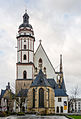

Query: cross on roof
[25,9,27,13]
[39,39,42,44]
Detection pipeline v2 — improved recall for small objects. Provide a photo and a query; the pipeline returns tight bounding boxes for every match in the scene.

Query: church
[15,10,68,114]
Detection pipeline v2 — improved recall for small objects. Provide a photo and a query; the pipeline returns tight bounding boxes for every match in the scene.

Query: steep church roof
[55,89,68,97]
[47,79,58,89]
[0,89,6,98]
[31,70,51,87]
[54,89,68,97]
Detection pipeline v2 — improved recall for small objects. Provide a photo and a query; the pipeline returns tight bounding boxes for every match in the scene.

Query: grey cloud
[0,0,81,96]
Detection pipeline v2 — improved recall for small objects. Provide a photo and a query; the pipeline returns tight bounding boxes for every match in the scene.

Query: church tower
[57,55,63,87]
[16,10,35,94]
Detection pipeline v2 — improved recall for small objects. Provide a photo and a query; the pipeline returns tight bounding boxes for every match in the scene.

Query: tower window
[24,40,26,42]
[23,71,27,79]
[39,58,42,69]
[23,54,26,60]
[24,45,26,49]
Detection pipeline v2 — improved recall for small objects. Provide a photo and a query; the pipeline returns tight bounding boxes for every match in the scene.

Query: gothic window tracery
[48,89,49,107]
[39,88,44,108]
[33,88,35,108]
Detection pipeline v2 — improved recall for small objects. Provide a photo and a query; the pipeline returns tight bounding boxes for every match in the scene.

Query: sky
[0,0,81,97]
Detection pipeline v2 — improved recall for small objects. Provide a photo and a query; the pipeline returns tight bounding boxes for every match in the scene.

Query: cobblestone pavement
[0,115,68,119]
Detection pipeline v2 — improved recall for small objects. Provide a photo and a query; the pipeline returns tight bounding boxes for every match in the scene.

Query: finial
[23,9,29,24]
[25,9,27,13]
[39,39,42,44]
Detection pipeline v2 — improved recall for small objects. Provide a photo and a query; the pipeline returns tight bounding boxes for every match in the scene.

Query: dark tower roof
[19,10,32,29]
[23,11,29,24]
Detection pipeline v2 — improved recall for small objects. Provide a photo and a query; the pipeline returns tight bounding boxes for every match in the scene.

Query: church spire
[23,9,29,24]
[60,54,62,73]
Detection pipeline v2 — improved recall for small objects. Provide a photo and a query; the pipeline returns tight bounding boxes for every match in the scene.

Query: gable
[3,90,11,99]
[34,43,56,79]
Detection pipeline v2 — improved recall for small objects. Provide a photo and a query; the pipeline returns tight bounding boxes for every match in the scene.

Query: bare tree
[70,85,79,113]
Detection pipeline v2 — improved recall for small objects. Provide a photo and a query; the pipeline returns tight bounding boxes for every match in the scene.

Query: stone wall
[16,79,33,94]
[27,86,55,114]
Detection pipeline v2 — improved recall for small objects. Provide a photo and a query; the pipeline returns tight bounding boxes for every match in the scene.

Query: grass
[68,115,81,119]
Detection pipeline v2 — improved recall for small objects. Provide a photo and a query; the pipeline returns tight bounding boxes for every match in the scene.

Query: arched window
[24,45,26,49]
[33,89,35,108]
[48,89,49,107]
[23,54,26,60]
[60,106,63,113]
[39,58,42,69]
[39,88,44,108]
[23,71,27,79]
[39,58,42,63]
[57,106,59,113]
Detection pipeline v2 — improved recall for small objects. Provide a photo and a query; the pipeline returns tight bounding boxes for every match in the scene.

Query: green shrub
[68,115,81,119]
[17,112,25,116]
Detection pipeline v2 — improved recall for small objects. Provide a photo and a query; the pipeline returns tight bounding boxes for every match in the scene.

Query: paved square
[0,115,68,119]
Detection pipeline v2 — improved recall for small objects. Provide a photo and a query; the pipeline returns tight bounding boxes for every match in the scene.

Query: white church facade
[15,10,68,114]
